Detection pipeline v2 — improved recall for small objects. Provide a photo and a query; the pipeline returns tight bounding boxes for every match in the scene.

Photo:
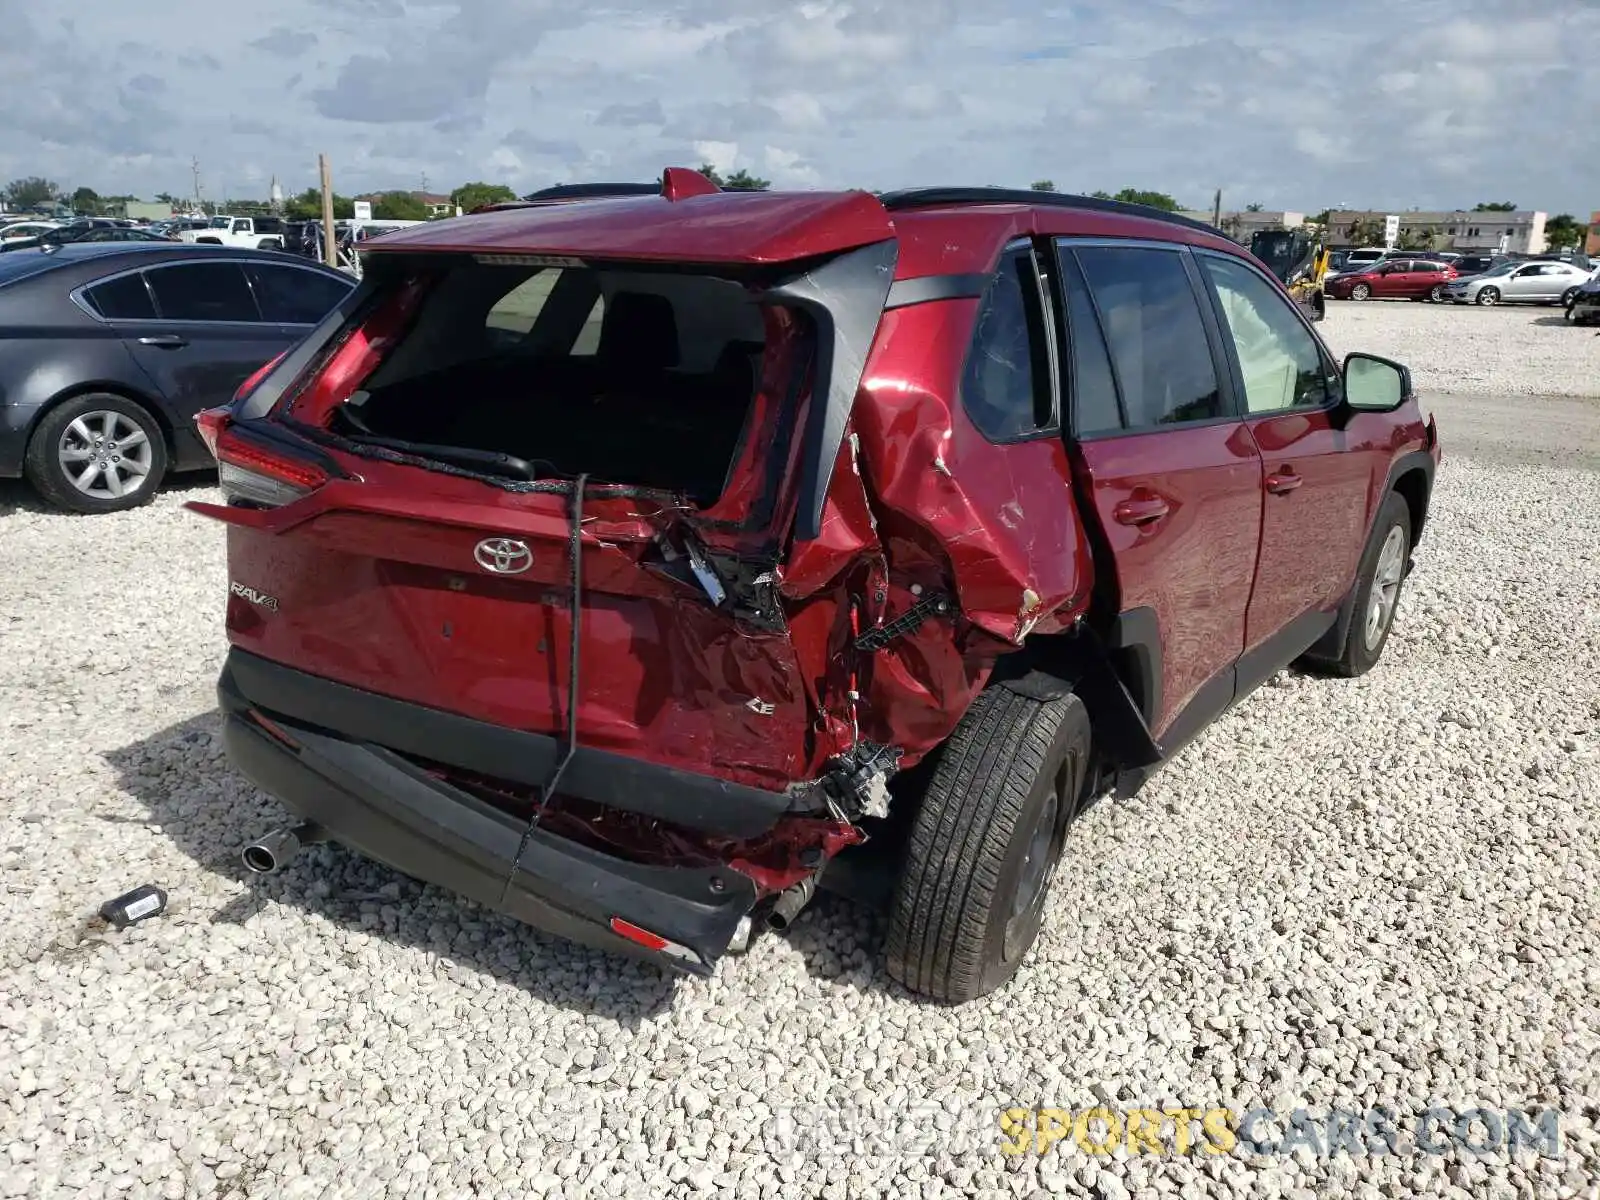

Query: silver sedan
[1440,260,1593,307]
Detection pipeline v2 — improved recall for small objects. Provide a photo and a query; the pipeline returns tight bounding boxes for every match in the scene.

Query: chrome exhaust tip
[241,822,323,875]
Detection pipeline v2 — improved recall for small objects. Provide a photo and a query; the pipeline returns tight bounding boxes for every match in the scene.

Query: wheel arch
[1391,462,1432,546]
[23,381,178,461]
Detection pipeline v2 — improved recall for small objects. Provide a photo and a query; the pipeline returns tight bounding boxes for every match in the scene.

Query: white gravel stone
[2,312,1598,1197]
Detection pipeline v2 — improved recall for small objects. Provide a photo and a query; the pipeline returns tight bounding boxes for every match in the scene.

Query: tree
[1311,209,1333,226]
[373,191,431,221]
[1088,189,1112,200]
[1472,201,1517,212]
[696,162,725,186]
[450,182,516,213]
[1031,179,1057,192]
[721,168,770,191]
[1111,188,1180,212]
[1348,217,1386,246]
[1545,213,1585,251]
[1245,202,1264,212]
[284,187,354,220]
[70,186,102,215]
[1396,226,1433,251]
[155,191,178,206]
[4,177,59,209]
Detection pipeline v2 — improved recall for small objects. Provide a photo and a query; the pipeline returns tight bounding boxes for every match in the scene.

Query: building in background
[1322,210,1547,254]
[1180,210,1305,244]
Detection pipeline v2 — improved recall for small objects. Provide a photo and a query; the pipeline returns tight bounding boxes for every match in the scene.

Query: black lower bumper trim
[222,648,792,838]
[220,709,757,974]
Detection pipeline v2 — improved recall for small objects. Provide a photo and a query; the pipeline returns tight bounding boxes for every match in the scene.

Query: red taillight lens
[290,280,425,423]
[196,406,229,459]
[214,427,328,508]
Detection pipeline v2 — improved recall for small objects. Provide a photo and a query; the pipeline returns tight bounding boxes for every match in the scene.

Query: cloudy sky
[2,0,1596,215]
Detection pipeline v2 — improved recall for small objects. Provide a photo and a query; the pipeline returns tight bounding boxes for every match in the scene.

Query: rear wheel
[1428,285,1444,302]
[1475,287,1500,306]
[1350,283,1371,301]
[1562,286,1580,309]
[23,394,168,513]
[885,687,1092,1003]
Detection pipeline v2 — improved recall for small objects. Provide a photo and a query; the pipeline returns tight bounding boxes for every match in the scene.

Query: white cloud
[692,140,739,176]
[0,0,1594,213]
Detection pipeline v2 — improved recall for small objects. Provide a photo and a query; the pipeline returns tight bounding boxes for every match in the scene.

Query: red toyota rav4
[192,170,1439,1002]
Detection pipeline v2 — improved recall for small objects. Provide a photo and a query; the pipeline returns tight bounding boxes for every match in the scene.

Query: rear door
[119,260,293,458]
[1193,250,1374,682]
[1056,239,1263,743]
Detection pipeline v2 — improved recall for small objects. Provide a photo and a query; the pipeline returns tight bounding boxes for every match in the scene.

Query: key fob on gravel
[99,885,168,930]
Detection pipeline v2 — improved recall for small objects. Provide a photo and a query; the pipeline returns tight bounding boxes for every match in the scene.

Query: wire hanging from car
[499,472,588,906]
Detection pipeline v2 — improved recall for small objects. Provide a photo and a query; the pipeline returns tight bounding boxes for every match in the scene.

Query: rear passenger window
[85,273,156,320]
[1055,248,1123,435]
[1075,246,1222,429]
[246,264,351,324]
[961,248,1055,441]
[146,263,260,323]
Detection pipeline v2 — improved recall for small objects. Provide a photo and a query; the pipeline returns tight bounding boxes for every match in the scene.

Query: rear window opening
[327,260,802,507]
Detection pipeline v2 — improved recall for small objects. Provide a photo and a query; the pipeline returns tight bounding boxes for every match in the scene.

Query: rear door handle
[1113,491,1170,526]
[137,334,188,348]
[1265,469,1303,495]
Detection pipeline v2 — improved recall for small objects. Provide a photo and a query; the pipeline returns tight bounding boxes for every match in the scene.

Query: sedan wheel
[1351,283,1371,300]
[23,394,169,514]
[1475,287,1500,306]
[1428,285,1444,302]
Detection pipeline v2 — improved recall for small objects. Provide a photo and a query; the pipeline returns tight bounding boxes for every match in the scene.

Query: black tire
[23,393,168,513]
[1562,287,1579,309]
[1475,287,1500,306]
[1324,492,1412,678]
[1428,285,1444,302]
[886,688,1091,1003]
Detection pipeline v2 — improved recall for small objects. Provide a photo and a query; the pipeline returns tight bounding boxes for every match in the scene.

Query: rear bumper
[218,651,763,974]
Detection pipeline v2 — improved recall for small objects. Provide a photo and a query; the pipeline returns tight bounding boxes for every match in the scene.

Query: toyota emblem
[474,537,533,575]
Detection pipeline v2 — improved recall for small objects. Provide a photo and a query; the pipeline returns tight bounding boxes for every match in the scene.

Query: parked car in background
[1566,278,1600,325]
[1327,258,1458,302]
[0,225,172,252]
[1449,254,1506,279]
[0,243,354,512]
[1341,247,1388,269]
[198,173,1438,1002]
[179,215,289,250]
[0,220,63,243]
[1439,259,1592,306]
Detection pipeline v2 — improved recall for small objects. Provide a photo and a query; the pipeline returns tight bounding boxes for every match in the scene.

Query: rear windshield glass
[341,261,795,505]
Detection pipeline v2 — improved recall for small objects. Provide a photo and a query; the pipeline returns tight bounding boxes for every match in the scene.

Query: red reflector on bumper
[608,917,703,966]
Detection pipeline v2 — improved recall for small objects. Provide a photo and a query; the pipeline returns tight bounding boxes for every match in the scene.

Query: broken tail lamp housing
[196,407,328,509]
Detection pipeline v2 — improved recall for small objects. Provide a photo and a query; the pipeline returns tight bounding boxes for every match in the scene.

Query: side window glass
[1075,246,1222,428]
[960,248,1055,440]
[246,264,351,324]
[1200,255,1327,413]
[1055,246,1122,435]
[85,273,156,320]
[146,263,260,322]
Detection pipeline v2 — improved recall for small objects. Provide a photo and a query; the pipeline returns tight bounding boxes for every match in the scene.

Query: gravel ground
[1317,299,1600,398]
[3,319,1600,1198]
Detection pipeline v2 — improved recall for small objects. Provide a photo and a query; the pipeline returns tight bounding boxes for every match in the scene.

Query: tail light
[195,407,328,508]
[289,280,425,423]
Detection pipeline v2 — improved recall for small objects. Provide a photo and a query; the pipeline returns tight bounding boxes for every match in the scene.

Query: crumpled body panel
[782,300,1093,771]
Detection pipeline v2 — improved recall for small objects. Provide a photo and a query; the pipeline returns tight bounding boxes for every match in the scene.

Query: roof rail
[876,187,1227,238]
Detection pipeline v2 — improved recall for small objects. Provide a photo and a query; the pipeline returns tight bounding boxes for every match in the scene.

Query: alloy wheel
[56,410,154,501]
[1364,526,1406,651]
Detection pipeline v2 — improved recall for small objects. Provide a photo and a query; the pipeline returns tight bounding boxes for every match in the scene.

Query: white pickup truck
[178,215,288,250]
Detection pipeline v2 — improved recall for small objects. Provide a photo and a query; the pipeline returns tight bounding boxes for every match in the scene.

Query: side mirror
[1342,353,1411,412]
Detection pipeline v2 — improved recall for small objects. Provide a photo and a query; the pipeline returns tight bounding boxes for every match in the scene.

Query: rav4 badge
[229,582,278,611]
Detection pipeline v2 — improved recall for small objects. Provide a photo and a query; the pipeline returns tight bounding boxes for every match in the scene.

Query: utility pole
[319,153,337,268]
[1211,188,1222,228]
[192,158,202,213]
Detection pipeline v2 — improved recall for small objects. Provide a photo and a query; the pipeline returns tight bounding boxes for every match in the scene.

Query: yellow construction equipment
[1248,227,1331,321]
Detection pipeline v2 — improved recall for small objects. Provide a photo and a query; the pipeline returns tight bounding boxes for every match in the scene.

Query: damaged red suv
[192,169,1439,1002]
